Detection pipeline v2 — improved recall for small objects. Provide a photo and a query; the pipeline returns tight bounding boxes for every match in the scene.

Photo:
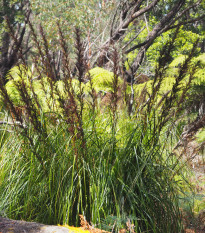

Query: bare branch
[96,0,159,66]
[112,0,159,41]
[122,26,146,50]
[126,0,186,76]
[125,40,147,54]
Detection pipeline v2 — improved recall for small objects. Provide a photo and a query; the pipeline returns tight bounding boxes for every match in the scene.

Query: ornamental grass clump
[0,23,200,233]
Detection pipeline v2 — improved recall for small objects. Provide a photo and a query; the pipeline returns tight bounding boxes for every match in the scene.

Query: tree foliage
[30,0,116,51]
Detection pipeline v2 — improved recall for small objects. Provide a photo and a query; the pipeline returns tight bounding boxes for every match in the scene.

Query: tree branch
[165,14,205,31]
[122,26,146,51]
[171,0,202,23]
[96,0,159,66]
[125,40,148,54]
[112,0,159,41]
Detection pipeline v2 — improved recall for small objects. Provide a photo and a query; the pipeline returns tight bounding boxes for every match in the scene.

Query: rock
[0,217,70,233]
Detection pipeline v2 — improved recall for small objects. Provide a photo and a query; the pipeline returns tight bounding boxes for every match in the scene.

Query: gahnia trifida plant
[0,21,201,233]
